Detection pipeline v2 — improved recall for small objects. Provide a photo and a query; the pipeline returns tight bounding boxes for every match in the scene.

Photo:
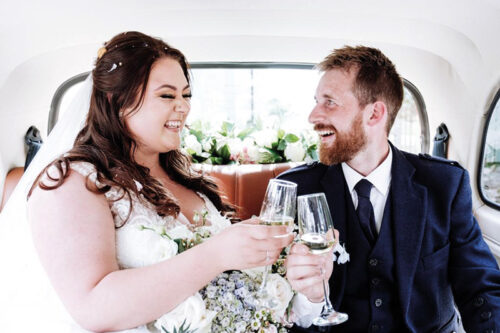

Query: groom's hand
[285,232,337,303]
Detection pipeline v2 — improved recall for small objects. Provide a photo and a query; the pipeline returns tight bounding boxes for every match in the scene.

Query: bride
[0,31,329,332]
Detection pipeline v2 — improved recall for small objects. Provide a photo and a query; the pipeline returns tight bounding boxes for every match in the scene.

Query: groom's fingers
[287,265,322,281]
[289,274,325,292]
[286,251,326,267]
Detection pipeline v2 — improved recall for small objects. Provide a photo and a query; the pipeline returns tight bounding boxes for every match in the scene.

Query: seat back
[199,162,299,220]
[0,167,24,211]
[0,163,300,218]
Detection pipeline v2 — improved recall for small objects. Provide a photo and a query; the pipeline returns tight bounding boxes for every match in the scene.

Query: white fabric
[292,293,325,328]
[341,145,393,233]
[0,75,94,332]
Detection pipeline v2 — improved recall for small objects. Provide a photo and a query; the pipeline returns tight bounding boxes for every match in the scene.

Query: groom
[282,46,500,332]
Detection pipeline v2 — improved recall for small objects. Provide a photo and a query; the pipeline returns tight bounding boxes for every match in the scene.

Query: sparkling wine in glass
[256,179,297,307]
[297,192,348,326]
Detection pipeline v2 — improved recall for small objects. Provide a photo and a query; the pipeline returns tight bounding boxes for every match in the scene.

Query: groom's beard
[317,112,367,166]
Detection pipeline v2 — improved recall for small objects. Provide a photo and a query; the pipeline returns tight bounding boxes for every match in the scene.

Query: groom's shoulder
[404,151,464,174]
[277,161,327,182]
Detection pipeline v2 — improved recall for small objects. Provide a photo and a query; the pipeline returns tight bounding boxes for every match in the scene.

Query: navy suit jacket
[279,145,500,332]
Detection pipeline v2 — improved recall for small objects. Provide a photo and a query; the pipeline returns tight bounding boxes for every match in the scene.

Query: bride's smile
[125,56,191,159]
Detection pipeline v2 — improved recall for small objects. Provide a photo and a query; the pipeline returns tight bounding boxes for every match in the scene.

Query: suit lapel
[390,145,427,319]
[320,164,348,308]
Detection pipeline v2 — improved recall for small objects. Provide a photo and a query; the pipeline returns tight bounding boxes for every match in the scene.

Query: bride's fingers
[252,234,294,251]
[247,249,281,266]
[249,225,292,240]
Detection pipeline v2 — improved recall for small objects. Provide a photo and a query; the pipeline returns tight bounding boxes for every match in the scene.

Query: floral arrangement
[182,121,318,165]
[126,210,294,333]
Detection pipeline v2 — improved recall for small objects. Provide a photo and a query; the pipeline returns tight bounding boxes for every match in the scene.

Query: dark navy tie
[354,179,378,244]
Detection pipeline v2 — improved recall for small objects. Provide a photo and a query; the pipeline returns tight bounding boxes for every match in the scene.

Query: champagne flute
[256,179,297,307]
[297,192,348,326]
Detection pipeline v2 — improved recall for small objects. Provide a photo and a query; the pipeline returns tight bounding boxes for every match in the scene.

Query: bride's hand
[207,218,294,272]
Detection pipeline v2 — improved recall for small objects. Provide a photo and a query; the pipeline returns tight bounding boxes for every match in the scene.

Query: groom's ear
[367,101,387,127]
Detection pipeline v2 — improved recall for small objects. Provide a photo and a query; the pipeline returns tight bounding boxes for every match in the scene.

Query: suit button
[369,258,378,266]
[371,324,380,331]
[371,278,380,286]
[480,311,492,320]
[374,298,383,307]
[473,296,485,307]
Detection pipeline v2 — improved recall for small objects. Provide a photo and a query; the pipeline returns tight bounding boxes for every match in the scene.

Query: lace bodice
[70,161,231,271]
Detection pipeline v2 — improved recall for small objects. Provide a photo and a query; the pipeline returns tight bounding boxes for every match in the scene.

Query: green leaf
[307,144,318,160]
[174,239,186,253]
[277,139,287,151]
[260,148,283,163]
[220,121,235,136]
[189,119,203,131]
[284,133,299,143]
[218,144,231,161]
[277,129,285,139]
[189,128,204,142]
[210,156,223,165]
[161,319,197,333]
[237,126,255,140]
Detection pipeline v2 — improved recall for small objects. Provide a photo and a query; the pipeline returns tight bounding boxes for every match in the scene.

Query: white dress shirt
[341,146,393,233]
[293,146,393,327]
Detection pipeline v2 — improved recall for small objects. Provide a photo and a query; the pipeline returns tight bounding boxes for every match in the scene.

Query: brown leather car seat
[0,167,24,212]
[198,162,300,220]
[0,163,300,218]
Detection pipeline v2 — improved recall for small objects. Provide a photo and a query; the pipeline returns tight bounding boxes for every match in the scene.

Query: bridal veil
[0,75,94,331]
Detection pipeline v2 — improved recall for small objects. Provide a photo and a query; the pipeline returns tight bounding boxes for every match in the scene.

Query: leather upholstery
[0,163,299,218]
[0,167,23,211]
[198,162,299,220]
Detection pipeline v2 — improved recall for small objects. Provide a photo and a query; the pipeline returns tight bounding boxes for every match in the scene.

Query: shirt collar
[341,145,393,196]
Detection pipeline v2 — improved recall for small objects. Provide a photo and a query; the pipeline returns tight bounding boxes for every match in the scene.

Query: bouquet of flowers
[182,120,318,165]
[130,210,294,333]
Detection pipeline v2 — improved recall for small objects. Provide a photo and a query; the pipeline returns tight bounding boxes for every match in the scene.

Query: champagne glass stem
[321,270,334,312]
[259,264,270,293]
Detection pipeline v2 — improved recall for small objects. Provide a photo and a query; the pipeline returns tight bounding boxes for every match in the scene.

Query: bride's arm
[29,171,292,332]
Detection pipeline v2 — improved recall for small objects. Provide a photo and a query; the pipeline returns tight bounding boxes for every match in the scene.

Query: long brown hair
[31,31,233,225]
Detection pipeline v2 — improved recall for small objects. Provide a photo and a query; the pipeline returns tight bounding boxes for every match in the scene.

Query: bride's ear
[106,92,113,104]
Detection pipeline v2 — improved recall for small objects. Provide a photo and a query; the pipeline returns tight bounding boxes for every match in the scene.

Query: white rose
[227,137,243,156]
[202,139,212,152]
[154,293,216,333]
[115,225,178,268]
[264,273,294,320]
[254,129,278,148]
[214,134,228,150]
[284,142,306,162]
[243,138,260,162]
[185,134,202,155]
[167,224,194,240]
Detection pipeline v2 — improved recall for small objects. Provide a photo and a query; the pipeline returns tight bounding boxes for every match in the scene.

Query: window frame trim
[477,88,500,210]
[48,72,89,134]
[48,62,430,153]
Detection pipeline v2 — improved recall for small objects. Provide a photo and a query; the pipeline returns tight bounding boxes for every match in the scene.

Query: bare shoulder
[28,169,114,236]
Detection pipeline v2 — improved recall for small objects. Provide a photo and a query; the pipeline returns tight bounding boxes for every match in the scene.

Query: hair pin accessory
[97,47,107,59]
[108,63,118,72]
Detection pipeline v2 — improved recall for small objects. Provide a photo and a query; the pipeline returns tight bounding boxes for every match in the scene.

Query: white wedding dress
[0,75,232,332]
[0,158,231,333]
